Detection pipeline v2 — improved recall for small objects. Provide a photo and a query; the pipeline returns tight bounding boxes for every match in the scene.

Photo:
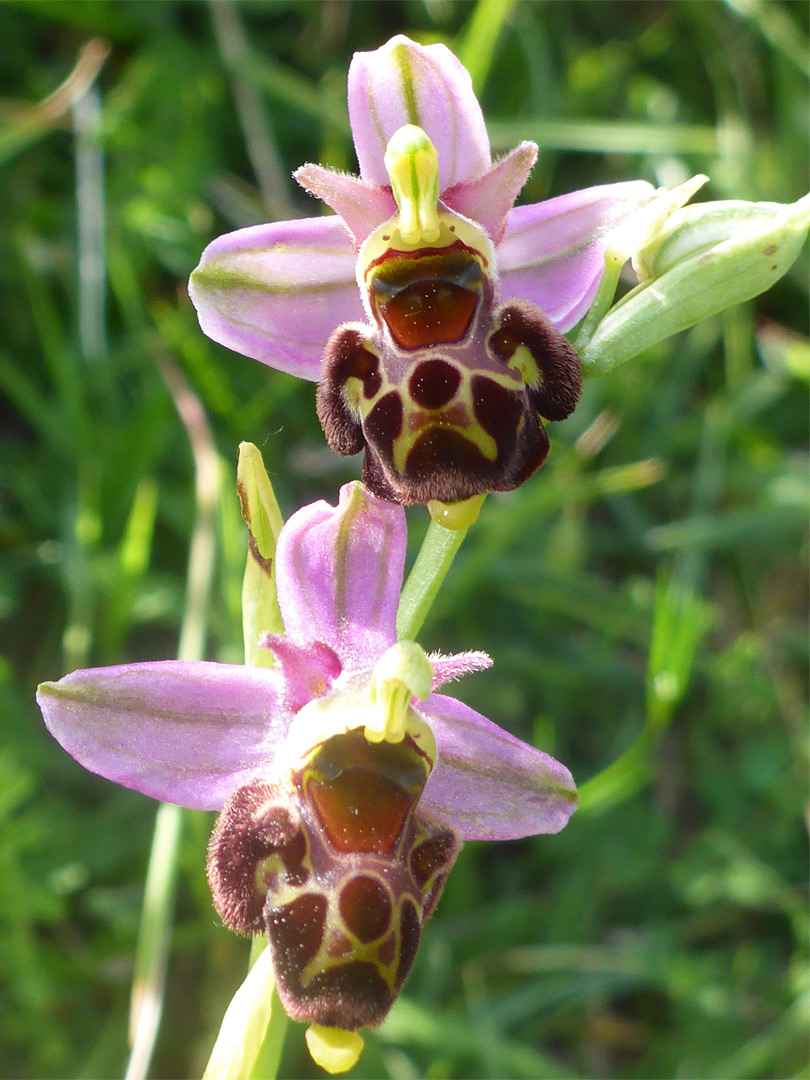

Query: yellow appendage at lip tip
[384,124,441,245]
[305,1025,364,1074]
[428,493,486,530]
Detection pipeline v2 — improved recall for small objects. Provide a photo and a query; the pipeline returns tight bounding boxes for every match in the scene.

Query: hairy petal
[443,142,537,243]
[189,216,362,380]
[348,35,490,191]
[295,164,396,245]
[428,651,493,690]
[421,694,577,840]
[36,662,292,810]
[275,482,405,668]
[498,180,657,331]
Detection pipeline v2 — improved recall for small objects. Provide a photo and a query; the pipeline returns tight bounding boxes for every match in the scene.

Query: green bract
[580,194,810,377]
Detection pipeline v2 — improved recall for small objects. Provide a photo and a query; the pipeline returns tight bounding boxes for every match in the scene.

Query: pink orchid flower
[38,482,576,1033]
[190,36,657,507]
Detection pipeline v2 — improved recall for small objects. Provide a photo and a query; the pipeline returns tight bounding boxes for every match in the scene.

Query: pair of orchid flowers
[38,33,809,1076]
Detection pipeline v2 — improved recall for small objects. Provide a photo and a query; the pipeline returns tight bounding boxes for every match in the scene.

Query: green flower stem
[248,940,288,1080]
[127,354,221,1080]
[201,443,287,1080]
[572,246,624,359]
[396,518,471,641]
[125,803,184,1080]
[202,943,280,1080]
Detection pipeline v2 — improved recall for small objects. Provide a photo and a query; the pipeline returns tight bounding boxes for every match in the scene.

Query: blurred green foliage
[0,1,807,1078]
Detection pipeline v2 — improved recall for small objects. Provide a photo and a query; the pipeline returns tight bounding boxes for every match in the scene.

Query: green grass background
[1,1,807,1077]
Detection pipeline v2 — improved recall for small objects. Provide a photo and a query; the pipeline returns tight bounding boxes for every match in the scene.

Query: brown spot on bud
[369,247,483,350]
[409,828,458,891]
[283,960,392,1030]
[471,375,524,452]
[406,427,490,482]
[364,391,403,464]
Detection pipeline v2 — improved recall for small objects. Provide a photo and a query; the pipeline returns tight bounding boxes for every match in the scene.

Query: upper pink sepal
[348,34,491,191]
[275,482,405,670]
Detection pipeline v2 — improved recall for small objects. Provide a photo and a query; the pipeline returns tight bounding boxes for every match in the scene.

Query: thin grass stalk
[71,81,106,366]
[125,353,221,1080]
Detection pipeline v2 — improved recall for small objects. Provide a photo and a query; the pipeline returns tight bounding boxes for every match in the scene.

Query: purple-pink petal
[258,634,342,712]
[295,164,396,245]
[429,650,493,690]
[420,693,577,841]
[36,661,293,811]
[275,482,405,669]
[498,180,657,331]
[443,142,537,244]
[348,35,491,192]
[188,216,362,380]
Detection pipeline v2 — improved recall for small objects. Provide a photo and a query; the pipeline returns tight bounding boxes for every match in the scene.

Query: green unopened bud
[237,442,285,666]
[384,124,441,245]
[611,174,708,262]
[580,193,810,377]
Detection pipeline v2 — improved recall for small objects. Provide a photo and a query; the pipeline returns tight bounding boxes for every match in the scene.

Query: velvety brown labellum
[316,246,581,505]
[206,731,460,1031]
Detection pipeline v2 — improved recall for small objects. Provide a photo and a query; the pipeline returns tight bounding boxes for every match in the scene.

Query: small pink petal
[294,165,396,245]
[348,35,491,191]
[275,482,405,669]
[37,662,292,811]
[443,142,537,243]
[421,693,577,841]
[428,651,493,690]
[189,216,362,380]
[258,634,342,712]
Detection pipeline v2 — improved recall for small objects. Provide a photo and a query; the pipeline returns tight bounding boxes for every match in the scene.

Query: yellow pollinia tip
[305,1025,364,1074]
[384,124,441,245]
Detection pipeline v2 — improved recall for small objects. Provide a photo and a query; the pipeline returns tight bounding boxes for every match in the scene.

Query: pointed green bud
[610,174,709,262]
[237,442,285,666]
[201,944,278,1080]
[384,124,441,245]
[580,193,810,377]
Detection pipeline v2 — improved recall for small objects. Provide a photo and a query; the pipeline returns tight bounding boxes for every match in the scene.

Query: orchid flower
[190,35,661,512]
[37,481,576,1064]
